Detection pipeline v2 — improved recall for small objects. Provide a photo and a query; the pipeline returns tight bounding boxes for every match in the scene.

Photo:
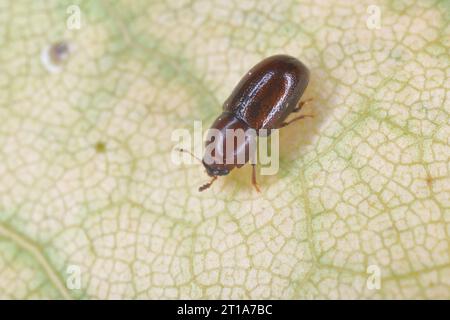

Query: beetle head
[202,160,230,177]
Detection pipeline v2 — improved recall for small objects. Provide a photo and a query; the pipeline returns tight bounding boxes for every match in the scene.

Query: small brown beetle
[179,54,312,192]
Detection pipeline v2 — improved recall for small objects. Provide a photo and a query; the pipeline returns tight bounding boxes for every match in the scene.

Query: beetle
[179,54,312,192]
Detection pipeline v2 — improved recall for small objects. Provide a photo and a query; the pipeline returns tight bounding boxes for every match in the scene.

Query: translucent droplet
[41,41,73,74]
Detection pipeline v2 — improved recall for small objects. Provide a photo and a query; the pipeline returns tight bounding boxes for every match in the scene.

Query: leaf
[0,0,449,299]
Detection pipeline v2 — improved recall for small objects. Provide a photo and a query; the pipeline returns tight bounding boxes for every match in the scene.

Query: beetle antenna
[176,148,202,163]
[199,176,217,192]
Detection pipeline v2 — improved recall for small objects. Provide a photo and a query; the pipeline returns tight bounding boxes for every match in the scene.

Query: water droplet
[41,41,73,74]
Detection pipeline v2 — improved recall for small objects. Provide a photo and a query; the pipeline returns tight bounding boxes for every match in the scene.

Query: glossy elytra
[180,54,312,192]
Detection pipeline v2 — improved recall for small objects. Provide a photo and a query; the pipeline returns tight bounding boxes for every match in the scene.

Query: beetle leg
[292,98,313,113]
[199,176,217,192]
[279,114,314,128]
[251,164,261,193]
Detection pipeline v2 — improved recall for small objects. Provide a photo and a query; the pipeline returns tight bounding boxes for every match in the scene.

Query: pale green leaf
[0,0,449,299]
